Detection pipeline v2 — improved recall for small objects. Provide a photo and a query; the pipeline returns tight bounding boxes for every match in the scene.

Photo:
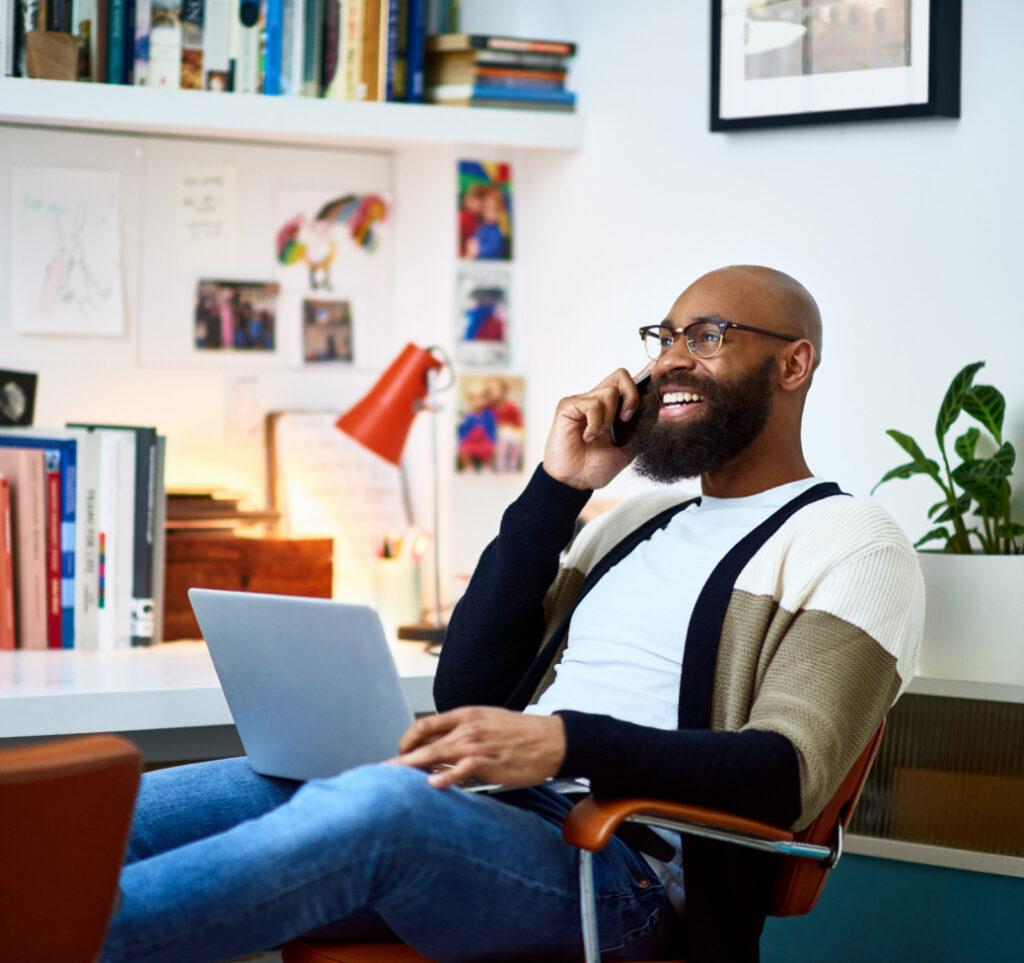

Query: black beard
[628,356,777,483]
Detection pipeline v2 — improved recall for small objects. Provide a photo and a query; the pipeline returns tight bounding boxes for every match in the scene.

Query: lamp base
[397,621,448,645]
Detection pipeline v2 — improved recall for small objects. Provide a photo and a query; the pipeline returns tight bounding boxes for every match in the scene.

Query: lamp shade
[336,343,443,465]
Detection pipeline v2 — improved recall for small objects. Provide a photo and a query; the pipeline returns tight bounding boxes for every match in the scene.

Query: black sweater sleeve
[433,465,591,712]
[556,710,802,828]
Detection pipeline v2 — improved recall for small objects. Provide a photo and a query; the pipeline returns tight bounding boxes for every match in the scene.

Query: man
[102,266,923,963]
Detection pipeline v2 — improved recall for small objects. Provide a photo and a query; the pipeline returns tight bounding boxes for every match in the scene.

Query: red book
[0,475,14,650]
[45,469,62,648]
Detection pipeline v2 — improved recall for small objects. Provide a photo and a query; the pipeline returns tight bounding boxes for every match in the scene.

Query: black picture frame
[710,0,961,131]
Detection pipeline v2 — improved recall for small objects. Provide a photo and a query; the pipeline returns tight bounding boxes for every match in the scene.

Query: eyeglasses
[639,319,799,361]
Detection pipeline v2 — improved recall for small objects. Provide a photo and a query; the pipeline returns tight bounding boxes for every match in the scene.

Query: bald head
[680,265,822,373]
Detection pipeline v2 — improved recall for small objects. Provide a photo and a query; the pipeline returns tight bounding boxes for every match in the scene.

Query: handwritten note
[174,164,238,262]
[269,412,410,603]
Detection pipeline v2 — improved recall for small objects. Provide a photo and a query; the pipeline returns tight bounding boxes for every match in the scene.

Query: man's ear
[779,340,815,393]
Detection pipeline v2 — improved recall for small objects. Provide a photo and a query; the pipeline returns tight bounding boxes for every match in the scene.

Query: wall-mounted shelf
[0,77,583,150]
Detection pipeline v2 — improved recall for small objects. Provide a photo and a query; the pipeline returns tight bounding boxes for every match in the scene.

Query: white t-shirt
[525,475,825,910]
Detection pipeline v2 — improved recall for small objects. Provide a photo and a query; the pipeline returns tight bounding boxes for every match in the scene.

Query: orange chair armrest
[562,795,794,852]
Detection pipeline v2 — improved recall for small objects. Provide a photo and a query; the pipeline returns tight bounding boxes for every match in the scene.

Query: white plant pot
[917,552,1024,685]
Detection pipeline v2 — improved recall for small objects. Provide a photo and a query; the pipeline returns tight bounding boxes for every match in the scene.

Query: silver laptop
[189,588,418,781]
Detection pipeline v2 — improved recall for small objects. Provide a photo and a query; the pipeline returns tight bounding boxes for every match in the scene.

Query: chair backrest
[768,721,886,917]
[0,734,142,963]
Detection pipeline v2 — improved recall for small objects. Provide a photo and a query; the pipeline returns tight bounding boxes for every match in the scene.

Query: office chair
[282,723,885,963]
[0,734,142,963]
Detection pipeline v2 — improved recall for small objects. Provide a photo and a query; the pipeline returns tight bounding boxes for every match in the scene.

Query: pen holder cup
[373,558,422,632]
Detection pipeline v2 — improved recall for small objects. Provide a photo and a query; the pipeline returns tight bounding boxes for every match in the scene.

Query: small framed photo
[711,0,961,131]
[455,375,525,474]
[455,266,511,368]
[303,298,354,363]
[194,279,278,351]
[457,160,513,261]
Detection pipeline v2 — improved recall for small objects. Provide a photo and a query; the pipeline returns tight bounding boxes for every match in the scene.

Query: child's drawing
[11,166,124,336]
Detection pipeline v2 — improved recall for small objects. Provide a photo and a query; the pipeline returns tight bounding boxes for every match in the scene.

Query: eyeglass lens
[643,323,722,361]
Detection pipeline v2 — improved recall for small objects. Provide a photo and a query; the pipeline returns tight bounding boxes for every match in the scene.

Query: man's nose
[652,338,697,378]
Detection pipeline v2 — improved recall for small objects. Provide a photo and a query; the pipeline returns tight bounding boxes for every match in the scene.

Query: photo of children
[455,375,525,474]
[456,266,511,367]
[457,160,513,261]
[194,279,277,351]
[303,299,354,363]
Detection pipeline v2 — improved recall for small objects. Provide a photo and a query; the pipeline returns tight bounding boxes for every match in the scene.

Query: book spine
[300,0,319,94]
[382,0,397,100]
[405,0,424,101]
[72,433,100,650]
[48,0,66,32]
[472,74,562,91]
[180,0,203,87]
[74,0,96,78]
[14,451,47,650]
[106,0,124,81]
[148,0,182,87]
[133,0,151,83]
[261,0,280,92]
[0,477,14,650]
[93,0,107,80]
[201,0,231,87]
[280,0,299,94]
[342,0,361,98]
[122,0,134,80]
[319,0,338,96]
[470,83,574,104]
[231,0,259,92]
[1,0,10,77]
[130,430,157,646]
[44,468,62,648]
[150,436,167,644]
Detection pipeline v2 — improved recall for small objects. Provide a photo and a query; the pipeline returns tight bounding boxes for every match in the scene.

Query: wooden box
[163,535,333,641]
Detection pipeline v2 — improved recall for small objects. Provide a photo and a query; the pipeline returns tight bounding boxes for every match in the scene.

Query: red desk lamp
[336,343,451,644]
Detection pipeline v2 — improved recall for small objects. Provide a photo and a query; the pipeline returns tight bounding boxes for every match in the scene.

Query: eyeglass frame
[638,318,800,360]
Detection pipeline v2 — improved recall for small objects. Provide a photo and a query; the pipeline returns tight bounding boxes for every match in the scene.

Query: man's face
[627,284,783,483]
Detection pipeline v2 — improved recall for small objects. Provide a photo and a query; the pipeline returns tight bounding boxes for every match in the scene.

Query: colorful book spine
[201,0,230,88]
[472,74,563,91]
[320,0,340,97]
[149,0,182,87]
[384,0,405,101]
[300,0,321,95]
[405,0,425,102]
[0,435,76,648]
[469,84,575,105]
[44,466,62,648]
[133,0,151,83]
[106,0,126,82]
[0,476,14,651]
[0,449,47,650]
[230,0,260,92]
[280,0,301,94]
[262,0,282,92]
[342,0,361,98]
[180,0,204,87]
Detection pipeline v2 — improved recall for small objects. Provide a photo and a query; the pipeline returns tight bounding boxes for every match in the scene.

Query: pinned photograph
[194,279,278,351]
[457,160,513,261]
[455,375,525,474]
[0,369,38,426]
[303,299,354,363]
[455,266,511,367]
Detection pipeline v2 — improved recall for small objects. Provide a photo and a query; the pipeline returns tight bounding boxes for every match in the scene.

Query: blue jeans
[101,757,682,963]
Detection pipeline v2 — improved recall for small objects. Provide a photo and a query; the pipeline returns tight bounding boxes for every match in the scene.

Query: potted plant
[872,361,1023,685]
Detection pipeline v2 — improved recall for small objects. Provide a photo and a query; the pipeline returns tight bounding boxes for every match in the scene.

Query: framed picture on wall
[710,0,961,131]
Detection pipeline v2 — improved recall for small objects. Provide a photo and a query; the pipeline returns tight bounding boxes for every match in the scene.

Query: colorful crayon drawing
[276,194,388,291]
[456,266,511,367]
[456,375,525,474]
[457,160,513,261]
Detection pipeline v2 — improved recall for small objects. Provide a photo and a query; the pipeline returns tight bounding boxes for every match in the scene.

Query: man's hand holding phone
[542,364,652,491]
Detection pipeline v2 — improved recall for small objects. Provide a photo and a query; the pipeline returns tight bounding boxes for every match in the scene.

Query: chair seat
[281,939,682,963]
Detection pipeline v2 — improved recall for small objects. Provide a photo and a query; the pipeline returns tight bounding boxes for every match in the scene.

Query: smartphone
[610,370,653,447]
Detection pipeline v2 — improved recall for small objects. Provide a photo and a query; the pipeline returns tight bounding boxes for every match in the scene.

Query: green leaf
[963,385,1005,445]
[884,429,941,480]
[870,462,918,495]
[997,522,1024,538]
[932,493,971,524]
[953,448,1014,510]
[927,498,948,519]
[936,361,985,445]
[914,527,950,549]
[953,427,980,463]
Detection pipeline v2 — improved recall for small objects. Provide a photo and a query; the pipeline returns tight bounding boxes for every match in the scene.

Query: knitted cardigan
[435,465,924,961]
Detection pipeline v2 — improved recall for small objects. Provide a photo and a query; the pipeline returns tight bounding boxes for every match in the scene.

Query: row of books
[0,425,166,650]
[1,0,463,101]
[425,33,577,112]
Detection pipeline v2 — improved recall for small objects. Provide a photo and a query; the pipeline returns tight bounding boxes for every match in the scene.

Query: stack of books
[0,424,166,650]
[167,488,279,537]
[1,0,460,102]
[425,33,576,112]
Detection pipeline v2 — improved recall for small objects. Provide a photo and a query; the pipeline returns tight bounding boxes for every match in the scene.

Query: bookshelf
[0,78,583,151]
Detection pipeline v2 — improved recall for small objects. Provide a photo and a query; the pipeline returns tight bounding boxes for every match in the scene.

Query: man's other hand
[390,707,567,790]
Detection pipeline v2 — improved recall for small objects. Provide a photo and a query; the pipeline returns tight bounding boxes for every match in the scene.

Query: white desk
[0,640,438,762]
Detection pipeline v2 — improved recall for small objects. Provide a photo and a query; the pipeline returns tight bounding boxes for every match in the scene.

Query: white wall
[451,0,1024,575]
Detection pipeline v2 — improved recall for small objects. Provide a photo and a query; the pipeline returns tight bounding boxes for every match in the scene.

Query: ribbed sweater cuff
[504,464,593,535]
[554,709,627,782]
